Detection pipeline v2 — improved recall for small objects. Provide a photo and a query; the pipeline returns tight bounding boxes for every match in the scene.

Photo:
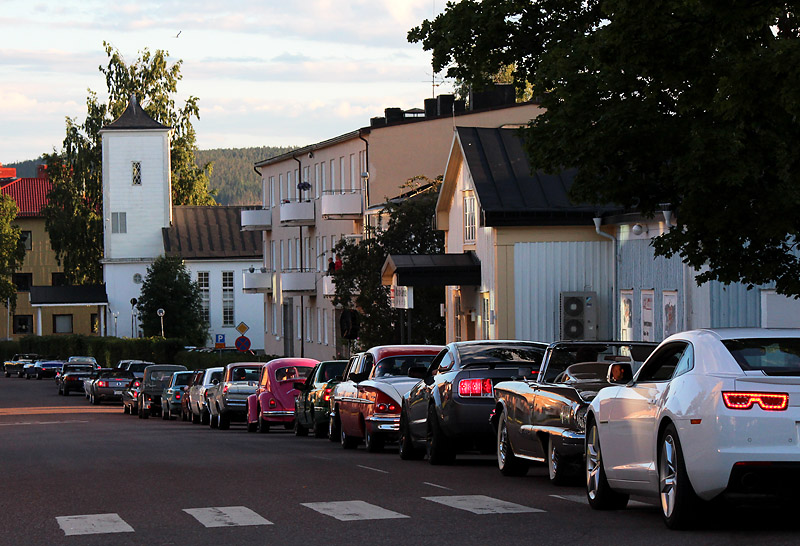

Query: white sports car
[585,328,800,528]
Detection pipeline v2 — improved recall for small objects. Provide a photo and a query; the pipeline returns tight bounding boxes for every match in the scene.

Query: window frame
[53,314,74,334]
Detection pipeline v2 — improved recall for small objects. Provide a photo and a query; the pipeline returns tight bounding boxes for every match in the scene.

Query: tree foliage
[332,177,445,349]
[411,1,800,296]
[42,42,216,284]
[136,255,207,346]
[0,197,27,309]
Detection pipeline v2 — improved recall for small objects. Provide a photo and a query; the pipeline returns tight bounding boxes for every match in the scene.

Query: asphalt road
[2,375,800,545]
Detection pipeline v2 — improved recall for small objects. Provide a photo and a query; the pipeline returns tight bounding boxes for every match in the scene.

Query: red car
[246,358,318,433]
[331,345,444,451]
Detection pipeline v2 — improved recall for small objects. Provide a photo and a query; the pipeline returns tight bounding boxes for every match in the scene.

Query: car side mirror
[212,378,219,385]
[293,381,306,390]
[607,362,633,384]
[407,366,427,379]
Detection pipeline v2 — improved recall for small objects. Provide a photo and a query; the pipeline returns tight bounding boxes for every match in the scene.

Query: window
[305,307,312,342]
[317,308,323,343]
[339,157,345,193]
[636,343,689,382]
[315,163,321,198]
[278,173,284,202]
[13,315,32,334]
[482,295,490,339]
[51,272,67,287]
[197,271,210,324]
[454,295,462,342]
[20,231,31,251]
[296,307,302,339]
[330,159,336,191]
[111,212,127,234]
[131,161,142,185]
[464,195,476,243]
[222,271,234,326]
[321,161,327,193]
[270,241,276,271]
[324,310,329,345]
[90,313,99,334]
[269,176,275,207]
[53,314,73,334]
[13,273,32,292]
[280,240,285,270]
[350,154,355,190]
[272,300,278,335]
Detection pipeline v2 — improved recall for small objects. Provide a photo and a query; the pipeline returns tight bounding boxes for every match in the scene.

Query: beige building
[249,92,545,359]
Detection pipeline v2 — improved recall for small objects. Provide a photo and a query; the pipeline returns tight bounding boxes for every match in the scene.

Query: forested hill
[196,146,296,205]
[6,146,296,206]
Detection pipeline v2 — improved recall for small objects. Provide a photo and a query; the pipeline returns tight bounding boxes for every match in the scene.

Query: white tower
[100,95,172,337]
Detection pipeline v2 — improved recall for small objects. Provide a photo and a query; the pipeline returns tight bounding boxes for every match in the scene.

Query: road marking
[423,482,452,490]
[423,495,544,515]
[357,464,389,474]
[56,513,134,536]
[550,494,652,507]
[308,455,332,460]
[0,420,90,427]
[301,500,409,521]
[0,406,119,416]
[183,506,273,528]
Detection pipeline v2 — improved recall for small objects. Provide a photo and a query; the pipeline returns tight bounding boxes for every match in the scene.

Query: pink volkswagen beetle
[247,358,318,433]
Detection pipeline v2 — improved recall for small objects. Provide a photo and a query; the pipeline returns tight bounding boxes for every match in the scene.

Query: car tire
[294,419,308,437]
[427,405,456,465]
[313,421,327,439]
[58,385,63,395]
[257,412,270,433]
[162,403,171,420]
[218,412,230,430]
[92,392,100,406]
[365,428,384,453]
[548,435,571,484]
[247,420,257,433]
[4,371,9,377]
[37,373,42,380]
[340,425,358,449]
[586,420,628,510]
[660,423,701,529]
[497,409,528,476]
[399,410,424,460]
[201,409,210,426]
[25,373,30,380]
[210,413,219,429]
[328,411,340,443]
[63,388,69,396]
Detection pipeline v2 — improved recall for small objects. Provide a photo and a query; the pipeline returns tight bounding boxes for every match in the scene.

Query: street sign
[215,334,225,349]
[235,336,251,353]
[236,322,249,335]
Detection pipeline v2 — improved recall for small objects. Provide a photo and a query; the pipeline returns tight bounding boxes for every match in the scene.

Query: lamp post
[157,308,165,338]
[130,298,137,337]
[112,311,119,337]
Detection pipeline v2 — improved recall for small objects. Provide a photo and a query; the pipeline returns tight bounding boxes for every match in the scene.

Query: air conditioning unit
[560,291,598,340]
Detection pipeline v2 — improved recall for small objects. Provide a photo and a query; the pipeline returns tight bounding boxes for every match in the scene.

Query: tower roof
[102,95,170,131]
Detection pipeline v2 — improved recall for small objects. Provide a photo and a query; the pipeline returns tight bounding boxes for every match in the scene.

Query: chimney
[370,117,387,128]
[469,83,516,110]
[384,108,404,124]
[437,94,454,116]
[37,164,48,179]
[424,98,437,118]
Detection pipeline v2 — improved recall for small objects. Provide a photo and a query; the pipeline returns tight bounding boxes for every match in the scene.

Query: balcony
[280,269,317,295]
[241,209,272,231]
[243,269,273,294]
[279,199,315,226]
[321,190,363,220]
[321,275,336,298]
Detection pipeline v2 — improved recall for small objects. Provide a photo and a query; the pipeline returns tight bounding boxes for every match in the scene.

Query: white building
[100,96,265,349]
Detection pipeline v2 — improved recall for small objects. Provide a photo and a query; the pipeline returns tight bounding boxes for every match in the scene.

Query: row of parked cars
[17,327,800,529]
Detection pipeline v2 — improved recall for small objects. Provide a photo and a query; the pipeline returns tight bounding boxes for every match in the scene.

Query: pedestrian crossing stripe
[423,495,544,515]
[56,513,134,536]
[301,500,409,521]
[183,506,273,527]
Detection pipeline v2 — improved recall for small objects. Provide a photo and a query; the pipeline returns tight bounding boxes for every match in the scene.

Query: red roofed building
[0,174,103,338]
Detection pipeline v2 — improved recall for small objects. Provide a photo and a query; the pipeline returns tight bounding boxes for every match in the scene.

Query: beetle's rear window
[722,338,800,376]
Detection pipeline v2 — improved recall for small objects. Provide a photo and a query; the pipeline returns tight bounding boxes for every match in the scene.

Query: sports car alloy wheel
[548,436,570,484]
[585,421,628,510]
[659,424,699,529]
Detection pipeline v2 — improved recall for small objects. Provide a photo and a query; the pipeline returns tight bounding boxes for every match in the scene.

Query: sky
[1,0,453,163]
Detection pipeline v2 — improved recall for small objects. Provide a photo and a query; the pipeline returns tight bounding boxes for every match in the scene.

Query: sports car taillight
[133,380,141,388]
[323,387,332,401]
[176,393,181,400]
[458,378,493,397]
[97,381,107,388]
[722,391,789,411]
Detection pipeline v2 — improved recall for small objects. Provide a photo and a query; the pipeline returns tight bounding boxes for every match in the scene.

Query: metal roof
[102,95,170,131]
[0,177,51,217]
[381,253,481,287]
[162,206,262,260]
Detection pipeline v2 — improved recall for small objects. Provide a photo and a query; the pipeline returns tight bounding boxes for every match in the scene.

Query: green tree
[43,42,215,285]
[0,197,27,309]
[411,1,800,296]
[333,177,445,349]
[136,255,207,346]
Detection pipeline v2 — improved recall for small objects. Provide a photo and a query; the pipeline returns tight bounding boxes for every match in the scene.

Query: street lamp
[130,298,137,337]
[157,308,165,338]
[112,311,119,337]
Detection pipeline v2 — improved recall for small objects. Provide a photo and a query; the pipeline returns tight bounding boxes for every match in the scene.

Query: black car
[57,364,96,396]
[400,340,547,464]
[4,354,41,378]
[138,365,187,419]
[294,360,347,437]
[88,369,136,405]
[28,360,64,380]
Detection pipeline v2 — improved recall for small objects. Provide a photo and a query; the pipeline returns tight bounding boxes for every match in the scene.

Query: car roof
[264,358,318,370]
[366,345,445,360]
[671,328,800,342]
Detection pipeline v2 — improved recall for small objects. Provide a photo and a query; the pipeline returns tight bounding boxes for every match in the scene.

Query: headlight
[574,405,588,431]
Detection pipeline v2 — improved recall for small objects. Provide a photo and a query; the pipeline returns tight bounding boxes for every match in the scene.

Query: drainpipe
[292,154,305,358]
[593,217,618,339]
[358,129,370,236]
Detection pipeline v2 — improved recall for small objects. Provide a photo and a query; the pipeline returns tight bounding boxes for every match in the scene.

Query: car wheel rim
[660,434,677,518]
[586,426,601,500]
[549,441,559,479]
[498,420,509,468]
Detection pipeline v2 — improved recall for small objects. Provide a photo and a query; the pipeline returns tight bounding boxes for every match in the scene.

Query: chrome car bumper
[365,414,400,432]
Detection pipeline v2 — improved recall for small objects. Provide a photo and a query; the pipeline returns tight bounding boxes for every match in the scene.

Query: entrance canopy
[381,253,481,287]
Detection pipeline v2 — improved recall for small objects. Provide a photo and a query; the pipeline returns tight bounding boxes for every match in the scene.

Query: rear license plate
[114,390,122,395]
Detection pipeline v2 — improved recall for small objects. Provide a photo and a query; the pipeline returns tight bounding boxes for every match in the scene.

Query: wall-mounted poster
[620,290,634,341]
[641,290,655,342]
[663,291,678,339]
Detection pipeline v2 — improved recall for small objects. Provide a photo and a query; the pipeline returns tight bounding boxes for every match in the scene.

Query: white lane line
[357,464,389,474]
[56,513,134,536]
[551,494,652,507]
[301,500,409,521]
[423,495,544,515]
[183,506,273,528]
[423,482,452,490]
[309,455,332,460]
[0,420,89,427]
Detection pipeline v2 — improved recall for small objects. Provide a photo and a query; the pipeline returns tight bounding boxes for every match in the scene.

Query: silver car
[188,367,224,425]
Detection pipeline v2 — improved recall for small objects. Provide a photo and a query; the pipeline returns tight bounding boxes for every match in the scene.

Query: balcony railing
[243,269,274,294]
[279,199,315,226]
[280,269,317,295]
[321,189,363,219]
[241,209,272,231]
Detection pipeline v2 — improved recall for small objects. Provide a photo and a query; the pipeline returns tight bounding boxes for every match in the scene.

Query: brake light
[133,380,141,388]
[176,393,181,400]
[97,381,107,388]
[268,398,277,408]
[223,385,229,394]
[371,390,400,414]
[323,387,332,401]
[459,378,494,397]
[722,391,789,411]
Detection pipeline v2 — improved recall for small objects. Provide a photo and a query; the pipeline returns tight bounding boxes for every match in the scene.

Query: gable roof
[441,127,622,227]
[162,206,262,260]
[0,177,52,217]
[102,95,170,131]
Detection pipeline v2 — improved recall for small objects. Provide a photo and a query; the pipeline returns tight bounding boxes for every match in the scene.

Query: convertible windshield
[374,355,436,377]
[457,343,545,367]
[723,338,800,376]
